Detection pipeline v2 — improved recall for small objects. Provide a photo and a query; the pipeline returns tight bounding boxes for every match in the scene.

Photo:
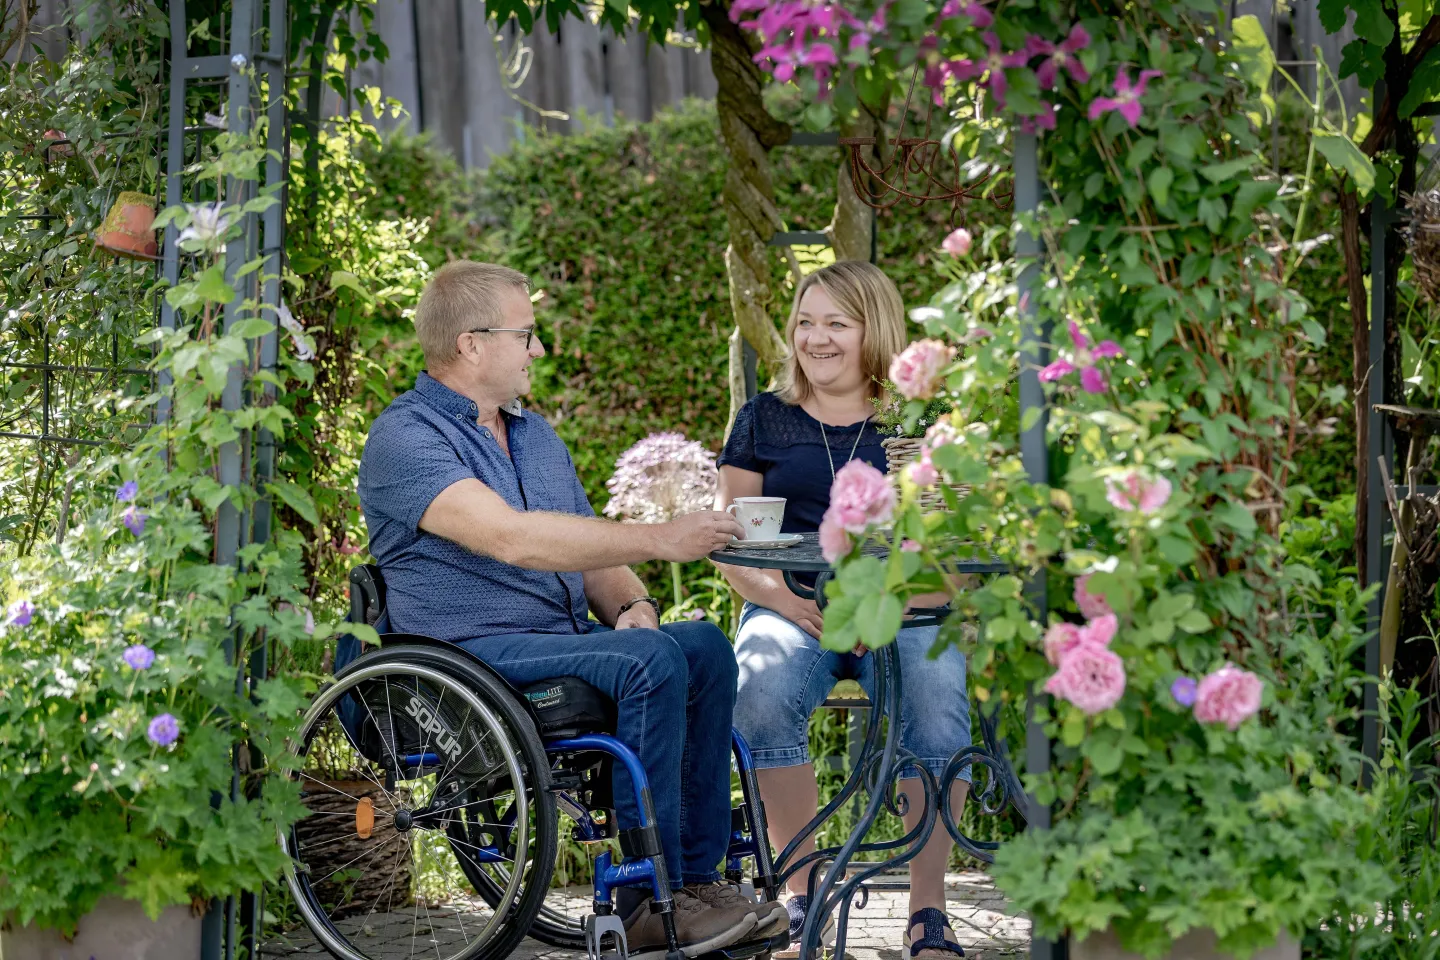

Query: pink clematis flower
[828,460,897,533]
[1074,574,1112,620]
[1087,67,1165,128]
[1105,472,1173,514]
[1027,24,1091,89]
[1045,644,1127,715]
[977,32,1028,107]
[890,339,956,400]
[1018,106,1057,135]
[1038,320,1123,394]
[1193,664,1263,730]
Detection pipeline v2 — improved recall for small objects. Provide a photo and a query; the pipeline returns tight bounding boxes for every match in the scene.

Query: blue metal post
[1362,167,1388,784]
[1014,131,1066,960]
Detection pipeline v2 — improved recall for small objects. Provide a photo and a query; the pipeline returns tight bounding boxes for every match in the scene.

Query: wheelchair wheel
[453,803,593,948]
[279,645,558,960]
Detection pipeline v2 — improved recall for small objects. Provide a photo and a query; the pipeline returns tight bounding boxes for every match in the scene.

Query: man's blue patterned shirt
[358,372,592,640]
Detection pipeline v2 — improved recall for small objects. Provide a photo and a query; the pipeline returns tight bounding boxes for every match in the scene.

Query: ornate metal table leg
[939,701,1030,863]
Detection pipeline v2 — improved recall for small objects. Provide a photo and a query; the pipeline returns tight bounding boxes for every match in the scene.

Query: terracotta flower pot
[1,895,202,960]
[96,191,158,260]
[1069,927,1299,960]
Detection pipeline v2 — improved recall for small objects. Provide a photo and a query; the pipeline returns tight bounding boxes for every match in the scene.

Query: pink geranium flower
[1038,320,1123,394]
[1105,472,1173,514]
[1074,574,1112,619]
[828,460,896,533]
[890,339,956,400]
[1045,644,1126,714]
[818,511,853,562]
[1026,24,1091,89]
[1193,665,1263,730]
[1087,67,1165,128]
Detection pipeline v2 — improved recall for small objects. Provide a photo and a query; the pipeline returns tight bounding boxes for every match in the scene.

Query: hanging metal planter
[95,191,158,260]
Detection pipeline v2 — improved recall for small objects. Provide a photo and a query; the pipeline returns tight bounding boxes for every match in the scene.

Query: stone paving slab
[264,872,1029,960]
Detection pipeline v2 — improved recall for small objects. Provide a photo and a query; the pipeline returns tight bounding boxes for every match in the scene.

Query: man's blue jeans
[457,620,737,889]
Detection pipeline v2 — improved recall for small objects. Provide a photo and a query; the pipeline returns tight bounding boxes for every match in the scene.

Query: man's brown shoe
[622,889,757,957]
[687,882,787,938]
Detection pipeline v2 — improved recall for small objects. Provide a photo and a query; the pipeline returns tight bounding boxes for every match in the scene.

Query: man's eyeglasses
[466,327,537,351]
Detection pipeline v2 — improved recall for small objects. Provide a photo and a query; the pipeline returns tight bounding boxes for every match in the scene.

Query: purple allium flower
[6,600,34,627]
[1171,676,1198,707]
[147,713,180,746]
[116,481,138,503]
[123,644,155,670]
[604,433,718,524]
[122,505,147,536]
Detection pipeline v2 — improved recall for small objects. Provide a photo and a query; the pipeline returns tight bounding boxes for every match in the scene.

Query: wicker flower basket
[1406,190,1440,303]
[882,436,965,512]
[296,778,413,918]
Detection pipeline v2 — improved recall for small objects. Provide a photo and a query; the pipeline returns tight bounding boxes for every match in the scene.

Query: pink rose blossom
[1105,472,1173,514]
[1074,574,1112,619]
[818,512,853,562]
[1044,645,1126,715]
[1193,665,1263,730]
[941,227,972,257]
[924,419,963,449]
[1077,612,1117,647]
[828,460,896,533]
[906,449,939,488]
[1087,67,1165,128]
[1043,622,1082,665]
[889,339,956,401]
[900,539,922,553]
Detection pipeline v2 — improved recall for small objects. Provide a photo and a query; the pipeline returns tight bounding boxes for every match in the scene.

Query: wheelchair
[280,564,788,960]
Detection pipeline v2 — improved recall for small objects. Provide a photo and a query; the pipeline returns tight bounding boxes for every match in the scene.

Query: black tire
[277,645,558,960]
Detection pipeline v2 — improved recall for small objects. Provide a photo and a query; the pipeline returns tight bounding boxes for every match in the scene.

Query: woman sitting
[715,261,971,958]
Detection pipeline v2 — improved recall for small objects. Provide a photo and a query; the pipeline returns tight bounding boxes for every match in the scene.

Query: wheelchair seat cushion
[521,677,616,737]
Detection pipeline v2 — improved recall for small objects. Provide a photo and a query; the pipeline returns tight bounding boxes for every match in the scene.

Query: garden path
[260,870,1029,959]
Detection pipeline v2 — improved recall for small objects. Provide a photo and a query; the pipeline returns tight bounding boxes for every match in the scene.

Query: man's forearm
[488,511,663,571]
[584,565,649,626]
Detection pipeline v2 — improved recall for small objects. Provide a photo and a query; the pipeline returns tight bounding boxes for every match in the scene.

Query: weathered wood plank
[459,2,518,166]
[604,28,651,122]
[413,0,467,153]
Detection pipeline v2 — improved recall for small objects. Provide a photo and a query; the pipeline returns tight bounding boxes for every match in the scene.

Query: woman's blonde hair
[773,260,906,404]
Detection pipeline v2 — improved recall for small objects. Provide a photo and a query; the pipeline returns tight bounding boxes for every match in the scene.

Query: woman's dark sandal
[904,908,965,958]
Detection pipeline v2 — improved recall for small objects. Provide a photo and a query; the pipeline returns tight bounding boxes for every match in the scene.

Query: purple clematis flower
[977,32,1028,107]
[1171,676,1198,707]
[1088,67,1165,128]
[1027,24,1091,89]
[122,505,147,536]
[1039,321,1124,394]
[6,600,34,627]
[123,644,155,670]
[1018,105,1058,135]
[116,481,138,503]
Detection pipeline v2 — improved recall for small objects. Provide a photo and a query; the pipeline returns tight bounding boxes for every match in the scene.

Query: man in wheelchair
[355,261,786,957]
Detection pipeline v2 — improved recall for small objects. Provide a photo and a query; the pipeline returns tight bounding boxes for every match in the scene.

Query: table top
[709,531,1009,573]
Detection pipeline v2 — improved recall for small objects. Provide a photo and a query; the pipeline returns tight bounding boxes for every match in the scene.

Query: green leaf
[1146,166,1174,207]
[1177,609,1212,633]
[192,265,236,305]
[1200,156,1258,183]
[1313,133,1375,193]
[230,317,275,339]
[854,592,904,650]
[328,270,371,300]
[1231,180,1281,222]
[1061,707,1086,747]
[1349,0,1394,46]
[266,480,319,526]
[290,255,323,275]
[1087,735,1125,775]
[1157,534,1196,565]
[1229,16,1275,94]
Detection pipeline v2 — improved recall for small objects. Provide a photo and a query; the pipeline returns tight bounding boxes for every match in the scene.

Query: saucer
[728,533,804,549]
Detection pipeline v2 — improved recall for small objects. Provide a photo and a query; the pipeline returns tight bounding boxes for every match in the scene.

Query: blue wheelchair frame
[333,565,783,960]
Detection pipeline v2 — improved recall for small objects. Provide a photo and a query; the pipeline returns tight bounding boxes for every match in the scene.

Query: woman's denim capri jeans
[733,602,972,783]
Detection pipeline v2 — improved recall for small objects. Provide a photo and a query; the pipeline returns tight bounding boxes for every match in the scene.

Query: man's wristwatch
[616,596,660,621]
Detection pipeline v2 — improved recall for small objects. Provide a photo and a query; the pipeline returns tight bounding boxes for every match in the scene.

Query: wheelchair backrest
[336,563,391,674]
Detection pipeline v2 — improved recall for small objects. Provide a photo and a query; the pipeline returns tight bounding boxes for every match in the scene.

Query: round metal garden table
[710,532,1029,960]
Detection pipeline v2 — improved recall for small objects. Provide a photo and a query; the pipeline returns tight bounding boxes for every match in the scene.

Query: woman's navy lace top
[718,391,886,534]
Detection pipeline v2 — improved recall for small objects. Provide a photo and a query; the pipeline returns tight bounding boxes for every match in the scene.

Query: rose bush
[735,0,1399,952]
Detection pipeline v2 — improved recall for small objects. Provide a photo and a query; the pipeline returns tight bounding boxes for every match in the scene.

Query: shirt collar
[416,372,525,422]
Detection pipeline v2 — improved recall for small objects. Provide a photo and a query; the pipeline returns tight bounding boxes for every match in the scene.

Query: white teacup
[727,496,786,541]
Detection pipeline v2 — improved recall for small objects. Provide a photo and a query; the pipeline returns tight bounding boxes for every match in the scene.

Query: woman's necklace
[820,415,868,480]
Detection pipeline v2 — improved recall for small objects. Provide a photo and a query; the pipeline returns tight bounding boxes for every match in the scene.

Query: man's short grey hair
[413,261,531,370]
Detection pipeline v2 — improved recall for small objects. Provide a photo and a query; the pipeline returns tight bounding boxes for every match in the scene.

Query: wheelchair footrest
[698,931,788,960]
[585,913,630,960]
